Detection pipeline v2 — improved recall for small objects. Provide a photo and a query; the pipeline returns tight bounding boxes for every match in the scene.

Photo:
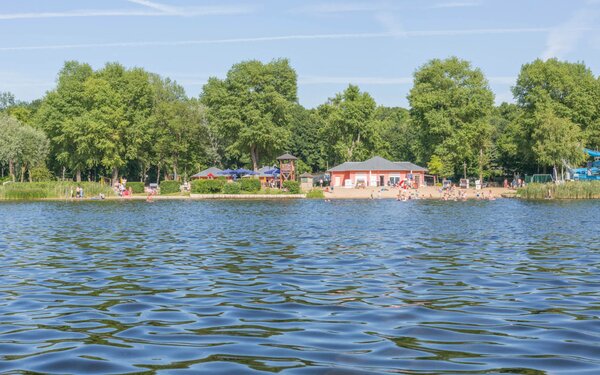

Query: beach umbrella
[235,168,257,175]
[264,168,280,175]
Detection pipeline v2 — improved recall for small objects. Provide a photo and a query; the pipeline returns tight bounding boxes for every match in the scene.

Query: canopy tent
[584,148,600,158]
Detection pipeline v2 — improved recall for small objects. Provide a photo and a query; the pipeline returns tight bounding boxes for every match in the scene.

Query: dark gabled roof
[276,153,298,160]
[327,156,427,172]
[191,167,222,178]
[299,172,314,178]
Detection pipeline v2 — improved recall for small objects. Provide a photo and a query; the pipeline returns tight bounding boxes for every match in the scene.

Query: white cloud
[0,3,253,20]
[0,28,560,52]
[429,1,481,9]
[125,0,182,15]
[292,1,400,14]
[542,6,600,59]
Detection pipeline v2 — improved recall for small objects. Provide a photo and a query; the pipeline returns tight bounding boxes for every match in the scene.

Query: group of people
[114,181,133,197]
[438,186,496,201]
[70,186,84,199]
[505,178,525,189]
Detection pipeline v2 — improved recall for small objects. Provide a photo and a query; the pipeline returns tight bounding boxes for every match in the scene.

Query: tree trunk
[173,161,178,181]
[20,165,26,183]
[478,148,484,184]
[111,167,119,185]
[76,169,82,183]
[8,160,15,182]
[62,166,65,181]
[28,165,32,183]
[156,164,161,185]
[250,146,259,171]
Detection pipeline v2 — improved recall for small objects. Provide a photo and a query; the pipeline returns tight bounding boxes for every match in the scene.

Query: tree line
[1,56,599,184]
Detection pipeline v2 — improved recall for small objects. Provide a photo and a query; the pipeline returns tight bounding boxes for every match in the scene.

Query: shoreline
[0,187,517,201]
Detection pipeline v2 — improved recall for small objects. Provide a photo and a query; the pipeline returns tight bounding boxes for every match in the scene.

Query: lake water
[0,199,599,374]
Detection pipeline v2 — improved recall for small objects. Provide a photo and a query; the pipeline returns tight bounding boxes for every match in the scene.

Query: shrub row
[240,178,261,192]
[191,179,226,194]
[283,181,301,194]
[159,180,181,195]
[125,182,145,194]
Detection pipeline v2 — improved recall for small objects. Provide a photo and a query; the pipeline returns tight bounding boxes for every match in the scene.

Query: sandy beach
[324,186,514,200]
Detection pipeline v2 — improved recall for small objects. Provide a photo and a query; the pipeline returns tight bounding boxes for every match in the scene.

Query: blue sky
[1,0,599,108]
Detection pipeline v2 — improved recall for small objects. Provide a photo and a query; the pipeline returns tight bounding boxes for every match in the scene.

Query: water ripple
[0,199,599,374]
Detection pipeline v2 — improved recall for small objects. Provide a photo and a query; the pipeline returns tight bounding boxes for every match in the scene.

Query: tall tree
[201,59,297,171]
[408,57,495,180]
[318,85,381,166]
[0,114,49,182]
[374,106,416,162]
[35,61,94,180]
[513,58,600,171]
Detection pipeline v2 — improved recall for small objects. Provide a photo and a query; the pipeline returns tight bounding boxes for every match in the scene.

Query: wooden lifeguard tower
[276,153,298,187]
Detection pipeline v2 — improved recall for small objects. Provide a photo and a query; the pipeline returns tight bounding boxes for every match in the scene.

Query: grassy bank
[517,181,600,199]
[0,182,115,200]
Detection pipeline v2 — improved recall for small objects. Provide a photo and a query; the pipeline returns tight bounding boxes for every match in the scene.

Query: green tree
[35,61,94,181]
[201,59,297,171]
[288,105,325,171]
[408,57,495,180]
[513,58,600,149]
[531,108,585,176]
[0,92,16,111]
[0,114,49,182]
[374,106,416,162]
[318,85,381,166]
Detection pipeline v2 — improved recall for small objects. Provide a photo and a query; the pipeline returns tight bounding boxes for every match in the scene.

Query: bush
[223,182,241,194]
[4,188,48,200]
[191,179,225,194]
[240,178,261,193]
[283,180,301,194]
[125,182,145,194]
[305,189,324,199]
[29,166,54,182]
[0,182,114,200]
[160,180,181,195]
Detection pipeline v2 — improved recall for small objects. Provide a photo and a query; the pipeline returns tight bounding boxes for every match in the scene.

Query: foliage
[374,106,417,162]
[319,85,381,165]
[512,59,600,172]
[240,178,261,192]
[126,182,145,194]
[191,179,225,194]
[201,59,296,171]
[29,165,54,182]
[0,91,16,111]
[0,182,114,200]
[517,181,600,199]
[159,180,181,195]
[408,57,494,180]
[3,188,48,200]
[531,109,585,169]
[305,189,325,199]
[0,114,49,182]
[282,180,301,194]
[222,182,241,194]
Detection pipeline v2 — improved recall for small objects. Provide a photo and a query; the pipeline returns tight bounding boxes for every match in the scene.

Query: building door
[379,175,385,186]
[335,176,341,187]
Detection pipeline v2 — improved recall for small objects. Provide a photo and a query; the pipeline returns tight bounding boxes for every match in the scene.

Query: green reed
[517,181,600,199]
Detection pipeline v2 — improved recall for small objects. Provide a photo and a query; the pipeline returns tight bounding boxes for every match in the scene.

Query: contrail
[0,27,585,52]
